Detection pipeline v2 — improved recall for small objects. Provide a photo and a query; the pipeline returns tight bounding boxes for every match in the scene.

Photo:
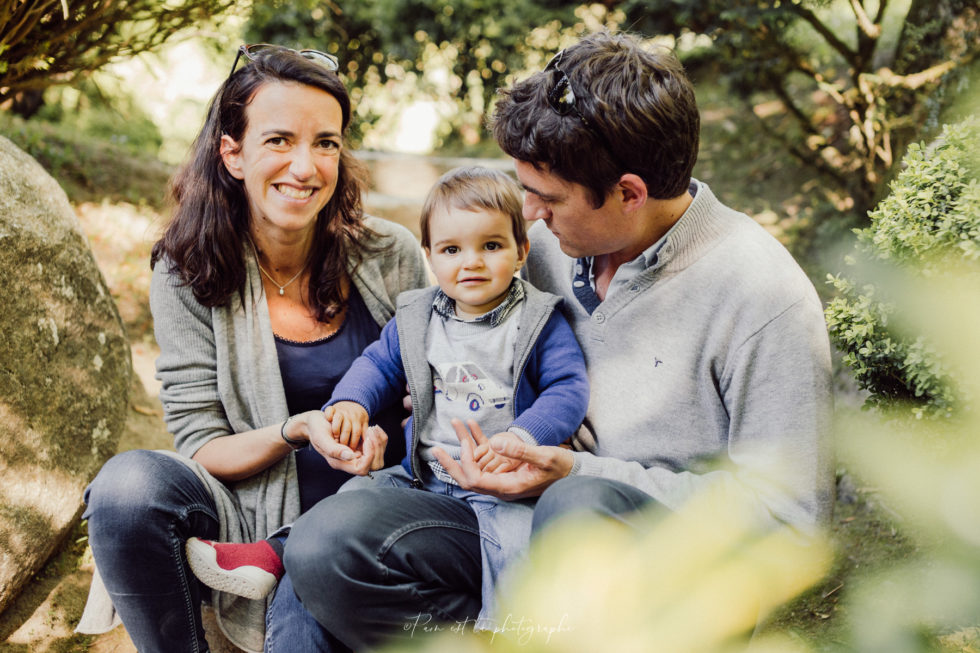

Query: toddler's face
[425,207,529,319]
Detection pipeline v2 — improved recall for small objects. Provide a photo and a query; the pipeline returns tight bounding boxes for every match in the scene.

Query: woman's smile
[220,81,344,239]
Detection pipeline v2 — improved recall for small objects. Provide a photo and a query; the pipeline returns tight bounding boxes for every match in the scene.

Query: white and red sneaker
[185,537,284,600]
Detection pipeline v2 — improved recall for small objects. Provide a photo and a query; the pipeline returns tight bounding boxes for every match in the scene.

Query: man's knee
[532,476,654,533]
[284,489,386,593]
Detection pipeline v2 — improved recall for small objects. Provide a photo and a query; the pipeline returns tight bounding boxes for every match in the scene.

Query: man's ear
[515,239,530,272]
[220,135,245,180]
[617,173,648,213]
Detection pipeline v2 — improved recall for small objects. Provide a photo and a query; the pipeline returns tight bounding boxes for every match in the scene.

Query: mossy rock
[0,135,131,614]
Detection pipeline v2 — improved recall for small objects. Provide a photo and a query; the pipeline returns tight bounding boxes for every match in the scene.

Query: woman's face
[220,81,344,240]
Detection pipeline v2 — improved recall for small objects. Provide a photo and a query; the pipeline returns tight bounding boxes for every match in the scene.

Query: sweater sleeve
[150,263,232,458]
[570,297,834,535]
[509,311,590,447]
[325,316,408,417]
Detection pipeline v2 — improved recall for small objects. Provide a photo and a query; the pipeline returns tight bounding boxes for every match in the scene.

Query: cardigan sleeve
[150,262,233,459]
[356,217,430,325]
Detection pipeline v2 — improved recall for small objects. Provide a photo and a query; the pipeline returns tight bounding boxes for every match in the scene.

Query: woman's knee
[85,450,169,514]
[84,450,214,533]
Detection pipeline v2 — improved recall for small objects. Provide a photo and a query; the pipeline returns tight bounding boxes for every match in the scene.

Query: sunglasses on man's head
[543,49,622,170]
[229,43,340,77]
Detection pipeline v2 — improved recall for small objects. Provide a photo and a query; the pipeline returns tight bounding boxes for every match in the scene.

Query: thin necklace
[248,238,308,296]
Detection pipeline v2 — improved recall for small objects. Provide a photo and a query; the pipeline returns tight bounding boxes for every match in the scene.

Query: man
[286,30,834,650]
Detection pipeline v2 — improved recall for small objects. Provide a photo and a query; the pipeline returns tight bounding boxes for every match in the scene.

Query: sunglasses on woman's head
[229,44,340,77]
[544,49,623,171]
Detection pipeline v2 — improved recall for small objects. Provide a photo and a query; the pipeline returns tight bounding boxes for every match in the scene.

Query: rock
[0,136,131,615]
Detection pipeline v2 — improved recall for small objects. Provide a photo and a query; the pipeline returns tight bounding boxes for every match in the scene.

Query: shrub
[824,118,980,419]
[0,113,173,208]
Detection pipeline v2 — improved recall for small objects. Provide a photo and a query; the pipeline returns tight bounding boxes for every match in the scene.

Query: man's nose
[523,197,549,222]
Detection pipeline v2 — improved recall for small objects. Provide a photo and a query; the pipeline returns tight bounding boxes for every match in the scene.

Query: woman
[78,45,428,653]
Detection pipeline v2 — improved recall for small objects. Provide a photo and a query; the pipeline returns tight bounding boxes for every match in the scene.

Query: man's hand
[432,419,574,500]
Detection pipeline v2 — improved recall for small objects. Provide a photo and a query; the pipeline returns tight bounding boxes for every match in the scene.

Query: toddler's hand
[329,401,370,451]
[474,432,524,474]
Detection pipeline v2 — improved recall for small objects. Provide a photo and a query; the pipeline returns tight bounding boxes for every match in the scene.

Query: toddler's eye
[485,242,502,251]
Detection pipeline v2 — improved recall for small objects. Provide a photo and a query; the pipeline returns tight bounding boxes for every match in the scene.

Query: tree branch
[873,0,890,25]
[849,0,882,38]
[744,98,852,190]
[0,1,56,51]
[767,76,821,138]
[871,59,964,90]
[787,2,859,68]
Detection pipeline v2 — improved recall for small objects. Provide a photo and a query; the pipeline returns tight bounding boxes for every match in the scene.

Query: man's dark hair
[492,31,699,207]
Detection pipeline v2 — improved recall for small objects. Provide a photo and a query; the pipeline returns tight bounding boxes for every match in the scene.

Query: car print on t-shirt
[432,361,510,412]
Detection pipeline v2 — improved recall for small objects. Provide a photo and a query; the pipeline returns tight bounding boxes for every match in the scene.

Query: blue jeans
[83,450,342,653]
[284,470,483,650]
[285,473,655,651]
[531,475,658,532]
[342,465,534,626]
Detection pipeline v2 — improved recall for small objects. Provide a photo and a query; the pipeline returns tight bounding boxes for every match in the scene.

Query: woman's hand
[432,419,574,500]
[364,425,389,472]
[305,408,388,476]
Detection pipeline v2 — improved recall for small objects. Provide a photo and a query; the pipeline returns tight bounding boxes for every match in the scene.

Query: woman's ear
[220,135,245,180]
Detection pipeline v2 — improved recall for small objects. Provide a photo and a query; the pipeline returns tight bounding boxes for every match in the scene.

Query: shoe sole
[185,538,277,601]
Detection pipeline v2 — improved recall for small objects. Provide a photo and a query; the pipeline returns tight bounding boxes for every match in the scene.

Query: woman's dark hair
[151,47,378,321]
[492,31,700,207]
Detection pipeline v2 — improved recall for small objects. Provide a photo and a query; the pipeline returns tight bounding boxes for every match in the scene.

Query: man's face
[514,160,631,259]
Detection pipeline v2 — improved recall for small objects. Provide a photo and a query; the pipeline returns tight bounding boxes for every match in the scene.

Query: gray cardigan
[77,217,428,652]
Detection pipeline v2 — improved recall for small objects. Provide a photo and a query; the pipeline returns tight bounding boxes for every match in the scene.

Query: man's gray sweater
[524,180,834,534]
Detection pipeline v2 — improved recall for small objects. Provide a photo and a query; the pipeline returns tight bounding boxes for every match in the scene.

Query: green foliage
[35,78,164,155]
[0,0,242,109]
[0,112,173,208]
[623,0,980,218]
[824,118,980,418]
[244,0,582,147]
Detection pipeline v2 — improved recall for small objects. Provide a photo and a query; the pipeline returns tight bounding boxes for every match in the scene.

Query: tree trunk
[9,89,45,119]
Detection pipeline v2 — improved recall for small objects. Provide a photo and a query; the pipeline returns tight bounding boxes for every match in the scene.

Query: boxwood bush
[825,118,979,419]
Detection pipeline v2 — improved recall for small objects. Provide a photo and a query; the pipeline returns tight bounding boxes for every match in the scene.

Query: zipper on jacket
[402,364,425,488]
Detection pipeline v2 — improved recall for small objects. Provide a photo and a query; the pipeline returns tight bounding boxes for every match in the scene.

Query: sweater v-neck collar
[571,179,734,314]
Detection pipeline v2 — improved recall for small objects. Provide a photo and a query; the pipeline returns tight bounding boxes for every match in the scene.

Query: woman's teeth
[276,185,314,199]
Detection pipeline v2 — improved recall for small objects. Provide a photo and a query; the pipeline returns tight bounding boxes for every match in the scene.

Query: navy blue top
[275,286,407,513]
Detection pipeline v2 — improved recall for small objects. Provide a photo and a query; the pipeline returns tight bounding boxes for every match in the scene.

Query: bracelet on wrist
[280,416,307,450]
